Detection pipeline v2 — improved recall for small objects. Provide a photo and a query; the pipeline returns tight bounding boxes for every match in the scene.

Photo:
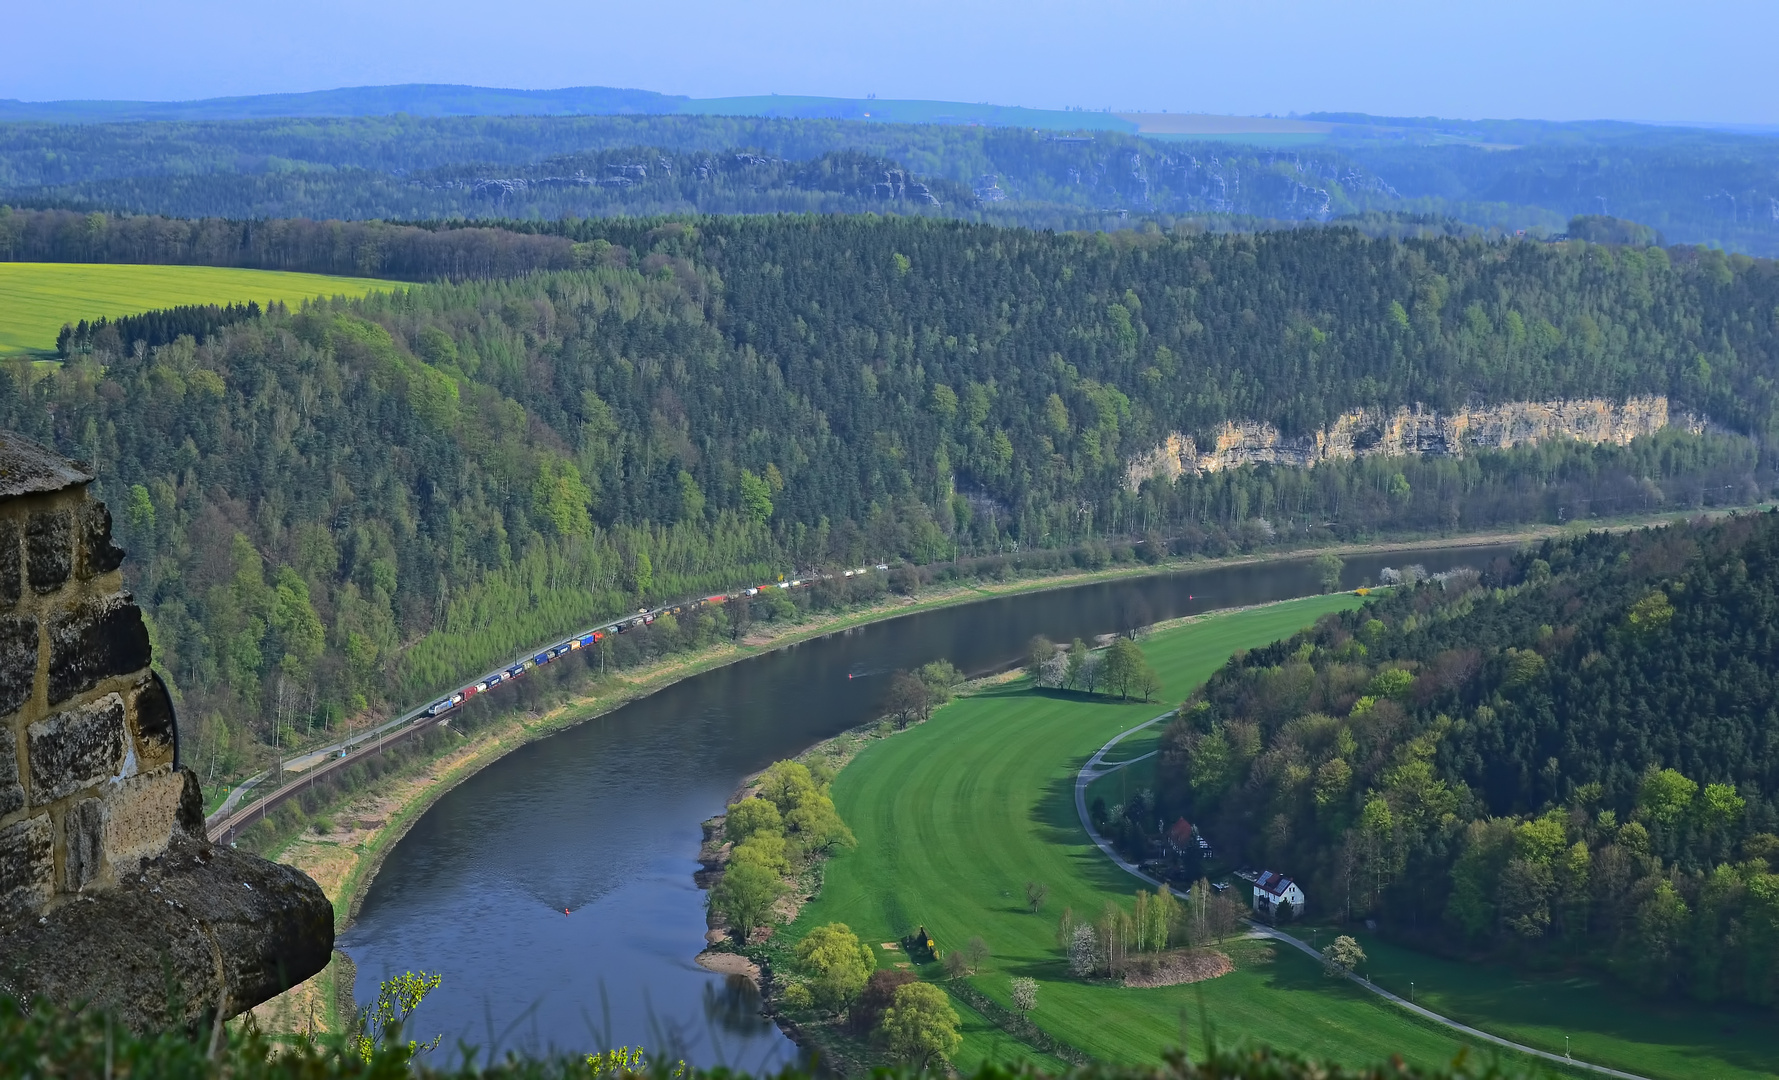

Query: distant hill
[3,85,1777,253]
[0,84,1145,133]
[16,83,1772,146]
[0,84,689,123]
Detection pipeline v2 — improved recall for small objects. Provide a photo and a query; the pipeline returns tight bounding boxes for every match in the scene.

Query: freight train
[420,564,890,719]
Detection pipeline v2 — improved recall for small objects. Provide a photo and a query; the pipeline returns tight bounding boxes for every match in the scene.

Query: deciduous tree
[880,982,961,1070]
[796,923,876,1013]
[711,862,785,945]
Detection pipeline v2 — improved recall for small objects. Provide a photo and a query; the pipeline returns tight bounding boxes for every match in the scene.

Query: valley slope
[2,216,1773,801]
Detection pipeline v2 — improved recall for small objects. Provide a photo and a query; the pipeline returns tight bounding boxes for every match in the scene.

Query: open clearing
[0,262,392,354]
[790,595,1775,1077]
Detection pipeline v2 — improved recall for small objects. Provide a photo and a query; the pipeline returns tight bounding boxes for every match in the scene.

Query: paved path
[1074,720,1651,1080]
[1074,710,1174,888]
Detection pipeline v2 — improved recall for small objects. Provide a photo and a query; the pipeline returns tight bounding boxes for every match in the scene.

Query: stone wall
[0,431,331,1031]
[0,433,193,928]
[1124,396,1706,489]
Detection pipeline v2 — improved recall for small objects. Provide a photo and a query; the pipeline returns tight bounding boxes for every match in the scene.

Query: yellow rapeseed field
[0,262,392,355]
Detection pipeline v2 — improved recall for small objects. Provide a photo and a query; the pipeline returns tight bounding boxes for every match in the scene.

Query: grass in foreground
[0,262,392,354]
[0,987,1574,1080]
[787,595,1768,1078]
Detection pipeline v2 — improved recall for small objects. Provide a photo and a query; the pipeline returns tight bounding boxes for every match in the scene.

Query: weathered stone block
[26,509,72,593]
[129,671,177,769]
[100,765,182,876]
[64,796,105,891]
[47,594,149,706]
[0,814,52,925]
[0,831,333,1032]
[0,432,91,498]
[78,500,125,579]
[0,729,22,817]
[0,518,18,607]
[0,614,36,718]
[28,693,125,804]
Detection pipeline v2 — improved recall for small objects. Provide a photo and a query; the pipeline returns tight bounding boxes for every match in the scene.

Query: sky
[6,0,1776,125]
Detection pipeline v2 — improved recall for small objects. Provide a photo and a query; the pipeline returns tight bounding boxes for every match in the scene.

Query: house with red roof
[1251,870,1304,918]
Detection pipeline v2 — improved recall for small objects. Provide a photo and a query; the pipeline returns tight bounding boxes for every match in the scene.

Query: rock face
[1125,396,1702,489]
[0,431,331,1031]
[0,813,334,1032]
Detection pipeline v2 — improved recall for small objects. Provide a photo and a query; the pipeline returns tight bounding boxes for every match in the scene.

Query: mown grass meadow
[787,596,1779,1079]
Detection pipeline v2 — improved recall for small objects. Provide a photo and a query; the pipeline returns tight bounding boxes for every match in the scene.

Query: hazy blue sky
[7,0,1774,124]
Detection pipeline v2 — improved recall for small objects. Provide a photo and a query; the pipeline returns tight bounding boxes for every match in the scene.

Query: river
[339,544,1512,1069]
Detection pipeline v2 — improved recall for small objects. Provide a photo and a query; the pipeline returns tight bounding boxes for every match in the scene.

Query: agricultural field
[0,262,391,355]
[787,595,1779,1078]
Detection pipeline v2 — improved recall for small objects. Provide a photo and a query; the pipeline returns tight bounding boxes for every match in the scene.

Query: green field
[0,262,393,355]
[789,596,1776,1077]
[1338,934,1779,1079]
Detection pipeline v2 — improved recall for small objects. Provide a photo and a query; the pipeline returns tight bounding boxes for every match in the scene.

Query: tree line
[1156,512,1779,1008]
[0,207,579,279]
[56,300,270,355]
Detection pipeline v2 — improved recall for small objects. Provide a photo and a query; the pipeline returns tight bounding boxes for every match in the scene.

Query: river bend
[341,545,1510,1067]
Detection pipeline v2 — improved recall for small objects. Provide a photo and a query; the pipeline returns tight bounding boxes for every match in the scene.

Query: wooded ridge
[2,215,1773,796]
[1157,512,1779,1009]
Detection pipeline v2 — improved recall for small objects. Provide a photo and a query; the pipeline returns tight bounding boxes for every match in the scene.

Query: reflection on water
[705,976,777,1041]
[342,544,1512,1067]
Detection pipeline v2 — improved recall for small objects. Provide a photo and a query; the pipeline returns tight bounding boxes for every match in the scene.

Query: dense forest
[1154,513,1779,1008]
[0,205,1491,281]
[3,112,1776,251]
[3,216,1775,789]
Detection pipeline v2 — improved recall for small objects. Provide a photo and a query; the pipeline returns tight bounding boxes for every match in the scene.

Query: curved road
[1075,715,1650,1080]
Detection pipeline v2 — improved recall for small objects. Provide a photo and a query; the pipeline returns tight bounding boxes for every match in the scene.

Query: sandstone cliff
[1125,397,1704,489]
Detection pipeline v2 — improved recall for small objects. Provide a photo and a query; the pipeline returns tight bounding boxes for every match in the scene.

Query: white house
[1251,870,1304,918]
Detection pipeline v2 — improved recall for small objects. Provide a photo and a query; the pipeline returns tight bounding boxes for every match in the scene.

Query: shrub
[852,969,916,1034]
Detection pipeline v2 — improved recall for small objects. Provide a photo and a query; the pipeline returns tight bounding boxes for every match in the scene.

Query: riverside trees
[713,759,854,943]
[795,923,876,1013]
[1028,636,1158,700]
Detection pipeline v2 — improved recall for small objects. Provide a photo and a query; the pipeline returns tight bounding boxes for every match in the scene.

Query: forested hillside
[4,112,1777,251]
[1156,513,1779,1007]
[0,118,1402,230]
[1345,134,1779,257]
[2,217,1774,786]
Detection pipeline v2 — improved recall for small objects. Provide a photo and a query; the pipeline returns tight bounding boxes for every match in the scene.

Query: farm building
[1251,870,1304,918]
